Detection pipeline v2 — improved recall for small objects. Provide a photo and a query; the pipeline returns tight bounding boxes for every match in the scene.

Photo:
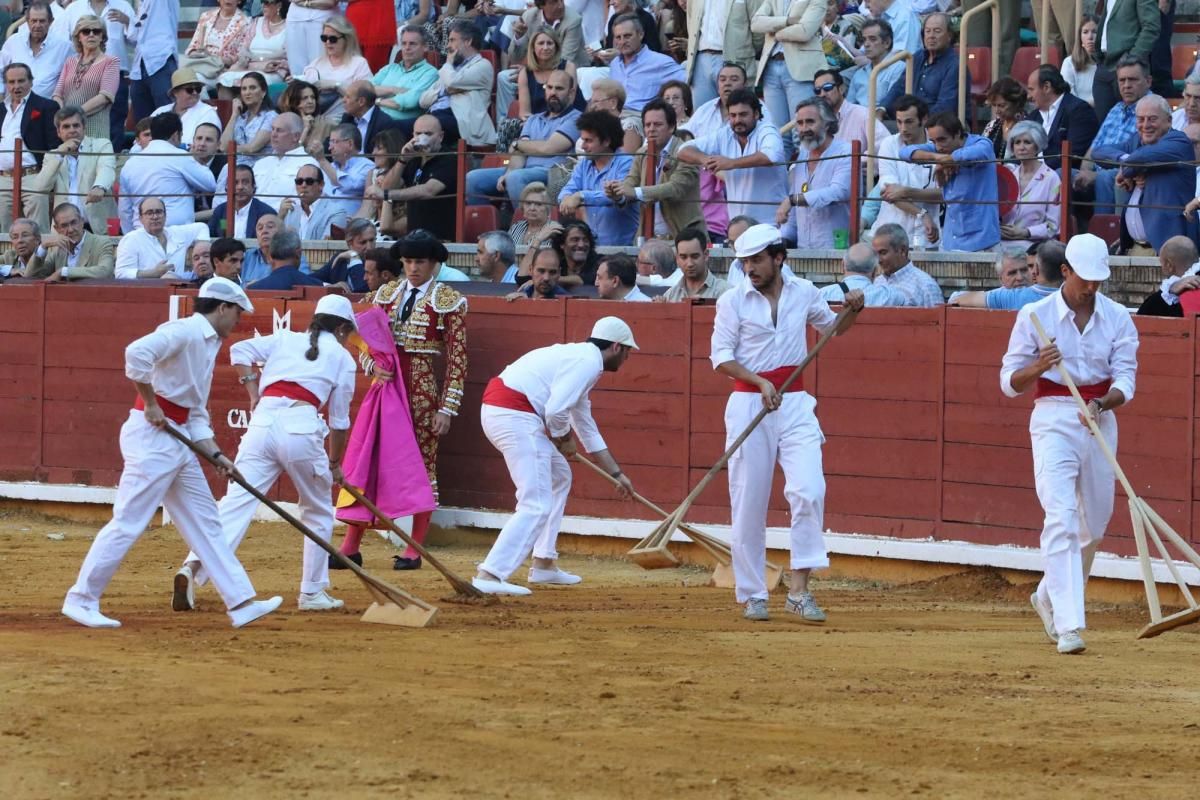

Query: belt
[1034,378,1111,402]
[733,365,803,394]
[698,49,723,55]
[770,52,786,60]
[0,166,36,177]
[263,380,322,407]
[133,393,190,424]
[481,377,536,414]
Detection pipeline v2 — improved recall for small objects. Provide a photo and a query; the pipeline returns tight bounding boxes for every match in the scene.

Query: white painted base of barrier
[4,480,1197,586]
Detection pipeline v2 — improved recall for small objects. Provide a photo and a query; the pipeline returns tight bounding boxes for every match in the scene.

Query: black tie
[399,287,419,322]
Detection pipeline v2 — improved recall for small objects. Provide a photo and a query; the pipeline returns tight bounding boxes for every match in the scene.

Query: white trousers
[66,412,257,611]
[285,15,333,79]
[479,405,572,581]
[1031,400,1117,634]
[726,391,828,603]
[191,400,334,595]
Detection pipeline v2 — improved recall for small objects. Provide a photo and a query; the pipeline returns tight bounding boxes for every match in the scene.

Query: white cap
[733,224,785,259]
[315,294,357,328]
[199,276,254,312]
[590,316,639,349]
[1064,233,1111,282]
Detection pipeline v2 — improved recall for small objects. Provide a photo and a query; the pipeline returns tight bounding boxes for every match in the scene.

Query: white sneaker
[528,566,583,585]
[298,590,345,611]
[1057,629,1086,655]
[172,564,195,611]
[472,576,532,596]
[1030,592,1057,643]
[62,602,121,628]
[228,596,283,628]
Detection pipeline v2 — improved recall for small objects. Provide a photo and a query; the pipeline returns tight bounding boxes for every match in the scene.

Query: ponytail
[305,313,350,361]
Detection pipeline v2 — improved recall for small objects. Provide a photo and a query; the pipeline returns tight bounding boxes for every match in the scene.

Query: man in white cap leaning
[711,224,864,623]
[63,277,284,629]
[473,316,639,595]
[1000,233,1139,655]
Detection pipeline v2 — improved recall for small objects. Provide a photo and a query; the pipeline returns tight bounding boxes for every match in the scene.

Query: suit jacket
[752,0,826,85]
[208,197,274,238]
[0,93,61,167]
[510,8,588,69]
[686,0,765,83]
[1137,287,1184,317]
[340,106,401,153]
[620,137,704,237]
[1096,129,1198,251]
[281,197,347,241]
[1101,0,1161,64]
[24,231,115,280]
[420,54,497,146]
[1031,92,1099,171]
[26,137,118,233]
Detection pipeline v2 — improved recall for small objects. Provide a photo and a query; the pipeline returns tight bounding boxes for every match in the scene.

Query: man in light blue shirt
[820,243,900,306]
[476,231,519,284]
[871,222,945,307]
[951,240,1065,310]
[607,13,685,113]
[558,110,639,246]
[128,0,178,121]
[846,19,907,109]
[317,124,376,219]
[872,0,921,55]
[240,214,310,285]
[900,111,1000,252]
[373,25,441,121]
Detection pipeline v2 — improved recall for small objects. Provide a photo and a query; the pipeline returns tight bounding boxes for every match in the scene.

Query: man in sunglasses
[812,68,888,159]
[150,68,220,149]
[279,164,348,242]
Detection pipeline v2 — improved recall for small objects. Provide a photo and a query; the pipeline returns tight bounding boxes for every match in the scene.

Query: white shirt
[1171,106,1195,132]
[870,132,937,245]
[648,268,683,287]
[711,270,837,373]
[128,0,178,79]
[233,200,251,237]
[0,95,37,169]
[1126,186,1148,244]
[681,120,787,225]
[118,139,217,231]
[354,106,374,151]
[1042,95,1064,138]
[230,330,356,431]
[152,102,222,150]
[681,97,724,138]
[53,0,137,72]
[496,341,607,453]
[623,285,652,301]
[697,2,727,51]
[0,30,73,97]
[254,146,318,212]
[125,313,221,441]
[65,152,83,215]
[114,223,209,279]
[1000,290,1139,403]
[818,272,895,307]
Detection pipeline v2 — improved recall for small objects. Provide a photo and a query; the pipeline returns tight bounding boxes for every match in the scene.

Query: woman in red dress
[345,0,397,72]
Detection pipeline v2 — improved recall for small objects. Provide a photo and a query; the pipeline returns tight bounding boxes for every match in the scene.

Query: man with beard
[370,115,457,242]
[466,70,582,207]
[509,245,570,300]
[413,20,496,147]
[776,98,851,249]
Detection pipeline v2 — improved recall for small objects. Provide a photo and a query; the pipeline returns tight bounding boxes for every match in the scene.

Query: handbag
[178,52,224,79]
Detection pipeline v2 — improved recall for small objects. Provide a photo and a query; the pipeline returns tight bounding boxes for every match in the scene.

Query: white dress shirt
[128,0,178,80]
[647,268,683,287]
[233,200,251,236]
[125,313,221,441]
[254,146,318,212]
[0,30,73,97]
[118,139,217,230]
[0,95,37,170]
[497,341,607,453]
[114,223,209,279]
[151,102,222,150]
[710,270,837,373]
[681,120,787,224]
[681,97,724,138]
[1042,95,1064,138]
[870,132,937,245]
[623,285,652,301]
[1000,290,1139,403]
[818,272,897,307]
[230,330,356,431]
[52,0,137,72]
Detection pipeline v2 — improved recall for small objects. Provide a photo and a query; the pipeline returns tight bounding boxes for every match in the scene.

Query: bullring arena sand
[3,510,1200,799]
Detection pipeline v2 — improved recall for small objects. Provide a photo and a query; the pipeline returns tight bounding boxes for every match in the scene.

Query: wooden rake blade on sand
[337,482,496,605]
[574,454,784,590]
[163,426,438,628]
[1030,316,1200,638]
[630,306,858,573]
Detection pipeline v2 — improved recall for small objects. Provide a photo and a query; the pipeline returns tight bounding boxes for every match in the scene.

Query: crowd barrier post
[225,141,236,237]
[958,0,1000,128]
[641,138,657,241]
[865,49,913,188]
[12,138,22,224]
[849,139,862,240]
[455,139,466,243]
[1059,139,1071,243]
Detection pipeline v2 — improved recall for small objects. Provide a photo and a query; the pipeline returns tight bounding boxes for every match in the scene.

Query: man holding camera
[365,114,456,241]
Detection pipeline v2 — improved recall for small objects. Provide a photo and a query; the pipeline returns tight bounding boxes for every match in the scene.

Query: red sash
[482,377,536,413]
[1034,377,1111,402]
[263,380,322,408]
[733,365,803,394]
[133,394,190,425]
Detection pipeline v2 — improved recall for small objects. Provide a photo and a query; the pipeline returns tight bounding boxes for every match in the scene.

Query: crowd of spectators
[0,0,1199,314]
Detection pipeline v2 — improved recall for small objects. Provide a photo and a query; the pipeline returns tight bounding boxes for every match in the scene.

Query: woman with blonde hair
[53,15,120,140]
[286,0,337,78]
[516,28,580,120]
[300,13,372,120]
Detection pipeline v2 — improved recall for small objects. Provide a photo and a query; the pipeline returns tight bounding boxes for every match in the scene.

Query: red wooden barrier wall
[1,286,1196,560]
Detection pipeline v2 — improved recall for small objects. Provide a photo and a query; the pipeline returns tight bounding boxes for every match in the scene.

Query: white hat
[590,316,639,349]
[315,294,357,328]
[199,276,254,313]
[733,224,785,259]
[1064,233,1111,282]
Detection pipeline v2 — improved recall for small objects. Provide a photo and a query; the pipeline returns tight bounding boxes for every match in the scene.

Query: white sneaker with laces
[298,590,345,611]
[528,566,582,585]
[743,598,769,621]
[784,592,827,624]
[1057,629,1086,655]
[1030,591,1057,642]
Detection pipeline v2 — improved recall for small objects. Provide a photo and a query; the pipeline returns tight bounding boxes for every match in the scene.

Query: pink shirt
[1001,162,1061,251]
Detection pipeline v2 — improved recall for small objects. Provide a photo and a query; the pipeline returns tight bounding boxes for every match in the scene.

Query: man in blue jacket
[245,229,323,291]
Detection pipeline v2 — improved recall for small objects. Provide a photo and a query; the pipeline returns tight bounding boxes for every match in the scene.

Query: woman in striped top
[53,15,120,141]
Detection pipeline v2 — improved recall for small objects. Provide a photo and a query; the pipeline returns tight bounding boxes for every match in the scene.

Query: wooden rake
[574,454,783,589]
[630,306,858,571]
[1030,316,1200,639]
[164,426,438,628]
[337,482,496,605]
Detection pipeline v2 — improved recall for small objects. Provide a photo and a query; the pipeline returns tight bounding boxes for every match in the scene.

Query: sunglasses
[80,28,103,36]
[179,85,202,94]
[294,177,320,185]
[320,35,342,43]
[814,82,838,94]
[262,0,281,4]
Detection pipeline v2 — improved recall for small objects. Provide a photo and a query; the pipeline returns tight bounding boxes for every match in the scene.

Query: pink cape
[336,306,436,524]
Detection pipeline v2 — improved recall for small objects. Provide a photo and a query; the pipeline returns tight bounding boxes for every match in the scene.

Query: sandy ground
[3,510,1200,800]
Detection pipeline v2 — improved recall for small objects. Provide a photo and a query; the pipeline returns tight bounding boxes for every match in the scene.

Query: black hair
[211,237,246,262]
[577,109,625,152]
[926,111,964,138]
[150,112,183,141]
[194,297,237,314]
[725,88,761,115]
[601,254,637,288]
[587,337,616,350]
[893,94,928,120]
[305,313,350,361]
[642,98,676,129]
[675,226,709,250]
[363,247,400,279]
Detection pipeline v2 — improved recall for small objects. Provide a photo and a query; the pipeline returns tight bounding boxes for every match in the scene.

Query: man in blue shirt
[847,19,906,108]
[245,230,322,291]
[239,214,310,285]
[608,13,685,113]
[558,110,639,246]
[1073,55,1152,216]
[951,241,1065,309]
[877,12,959,119]
[311,218,377,293]
[900,111,1000,252]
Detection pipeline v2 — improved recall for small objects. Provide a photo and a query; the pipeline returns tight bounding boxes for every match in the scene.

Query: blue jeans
[109,72,130,148]
[131,56,175,123]
[466,166,549,205]
[761,58,813,160]
[689,51,724,109]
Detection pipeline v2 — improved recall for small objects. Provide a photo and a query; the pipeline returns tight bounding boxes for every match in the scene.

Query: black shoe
[392,556,422,571]
[330,552,362,569]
